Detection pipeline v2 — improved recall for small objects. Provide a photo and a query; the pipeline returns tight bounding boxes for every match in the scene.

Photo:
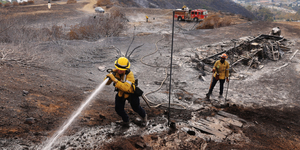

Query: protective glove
[112,69,117,72]
[226,77,229,82]
[106,73,118,83]
[215,74,219,80]
[212,68,215,73]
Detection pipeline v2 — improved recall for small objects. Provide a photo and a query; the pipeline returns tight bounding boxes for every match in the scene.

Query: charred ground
[0,1,300,150]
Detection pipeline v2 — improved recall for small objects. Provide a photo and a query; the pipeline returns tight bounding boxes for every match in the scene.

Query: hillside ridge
[116,0,255,19]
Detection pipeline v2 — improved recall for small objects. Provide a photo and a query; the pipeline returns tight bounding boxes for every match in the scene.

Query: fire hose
[140,35,186,110]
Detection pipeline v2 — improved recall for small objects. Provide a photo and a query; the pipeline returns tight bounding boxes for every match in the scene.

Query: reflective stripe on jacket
[106,71,135,98]
[213,60,229,80]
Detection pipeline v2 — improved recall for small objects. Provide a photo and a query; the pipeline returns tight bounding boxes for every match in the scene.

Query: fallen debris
[270,27,281,36]
[274,63,289,72]
[217,110,247,123]
[289,49,298,60]
[191,33,294,80]
[189,120,227,140]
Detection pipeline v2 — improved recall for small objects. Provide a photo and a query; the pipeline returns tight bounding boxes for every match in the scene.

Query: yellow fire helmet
[115,57,130,70]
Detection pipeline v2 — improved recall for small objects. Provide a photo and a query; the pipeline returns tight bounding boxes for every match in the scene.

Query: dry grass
[218,16,233,27]
[0,8,126,42]
[0,12,62,44]
[18,1,28,5]
[3,2,11,7]
[67,0,77,4]
[68,25,79,40]
[110,7,125,18]
[0,1,81,66]
[50,25,63,40]
[28,0,34,4]
[196,13,233,29]
[96,0,111,6]
[196,14,219,29]
[0,6,126,43]
[12,1,19,6]
[68,8,126,40]
[68,25,88,40]
[276,21,300,28]
[136,32,152,36]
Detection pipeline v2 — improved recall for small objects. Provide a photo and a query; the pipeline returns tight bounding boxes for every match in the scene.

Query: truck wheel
[178,17,182,21]
[194,18,198,22]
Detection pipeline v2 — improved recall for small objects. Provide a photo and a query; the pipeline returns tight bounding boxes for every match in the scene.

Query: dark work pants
[115,94,146,122]
[208,77,225,95]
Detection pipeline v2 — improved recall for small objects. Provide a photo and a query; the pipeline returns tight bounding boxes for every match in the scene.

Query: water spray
[42,78,109,150]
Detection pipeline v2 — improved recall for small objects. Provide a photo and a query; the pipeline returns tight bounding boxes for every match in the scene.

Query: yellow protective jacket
[106,71,135,99]
[213,60,229,80]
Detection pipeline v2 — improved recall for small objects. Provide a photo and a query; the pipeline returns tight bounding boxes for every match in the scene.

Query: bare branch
[274,63,289,72]
[125,26,136,57]
[127,44,144,59]
[0,47,14,61]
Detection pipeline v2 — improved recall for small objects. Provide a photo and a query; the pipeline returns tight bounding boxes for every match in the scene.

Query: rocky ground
[0,1,300,150]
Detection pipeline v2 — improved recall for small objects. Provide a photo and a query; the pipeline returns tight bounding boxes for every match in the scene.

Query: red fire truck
[174,9,208,21]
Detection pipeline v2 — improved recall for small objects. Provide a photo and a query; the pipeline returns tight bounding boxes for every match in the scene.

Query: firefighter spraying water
[43,57,148,149]
[105,57,147,127]
[42,78,109,150]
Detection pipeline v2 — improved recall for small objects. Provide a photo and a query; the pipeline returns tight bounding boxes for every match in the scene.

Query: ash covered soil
[1,2,300,150]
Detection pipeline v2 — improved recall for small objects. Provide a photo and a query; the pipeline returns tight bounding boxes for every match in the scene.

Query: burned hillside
[0,2,300,150]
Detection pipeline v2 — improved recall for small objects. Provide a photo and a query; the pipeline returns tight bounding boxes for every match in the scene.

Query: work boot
[205,93,211,99]
[218,95,224,98]
[121,121,130,127]
[141,114,148,127]
[116,120,130,127]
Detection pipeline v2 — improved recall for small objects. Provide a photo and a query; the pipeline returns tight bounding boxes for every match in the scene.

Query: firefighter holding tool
[206,53,229,99]
[105,57,147,127]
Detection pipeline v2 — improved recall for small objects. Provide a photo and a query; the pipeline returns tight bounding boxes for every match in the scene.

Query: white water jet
[42,78,109,150]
